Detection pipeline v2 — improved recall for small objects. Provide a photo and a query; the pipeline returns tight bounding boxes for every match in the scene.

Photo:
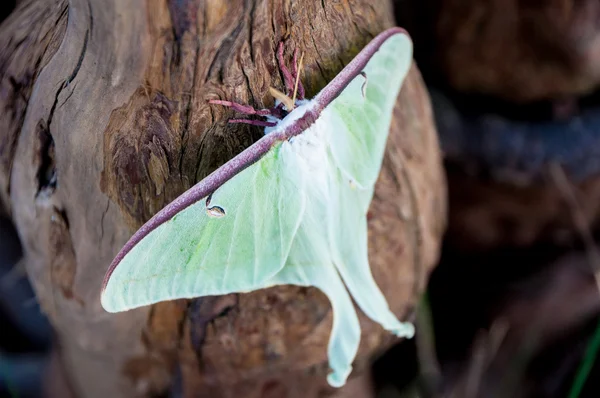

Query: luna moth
[101,27,414,387]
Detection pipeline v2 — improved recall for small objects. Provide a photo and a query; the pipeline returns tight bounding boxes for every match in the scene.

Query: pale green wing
[263,182,360,388]
[101,143,306,313]
[327,163,415,339]
[323,34,415,339]
[324,33,412,194]
[257,32,414,386]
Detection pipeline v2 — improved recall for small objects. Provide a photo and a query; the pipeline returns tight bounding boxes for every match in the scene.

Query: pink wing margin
[101,27,410,291]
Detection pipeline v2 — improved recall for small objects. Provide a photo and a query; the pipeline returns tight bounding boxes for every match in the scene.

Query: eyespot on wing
[206,206,226,218]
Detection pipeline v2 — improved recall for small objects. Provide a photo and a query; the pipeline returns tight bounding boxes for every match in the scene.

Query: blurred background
[375,1,600,397]
[4,0,600,397]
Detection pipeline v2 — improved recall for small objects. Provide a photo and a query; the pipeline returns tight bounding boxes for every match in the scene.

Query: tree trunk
[0,0,446,397]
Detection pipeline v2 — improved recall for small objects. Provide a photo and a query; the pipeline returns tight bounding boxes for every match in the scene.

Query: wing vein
[222,167,256,289]
[252,169,260,285]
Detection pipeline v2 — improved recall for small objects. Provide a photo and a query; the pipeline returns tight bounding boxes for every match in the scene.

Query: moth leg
[291,48,305,100]
[208,99,273,116]
[209,99,284,125]
[277,41,295,97]
[267,104,286,119]
[229,118,277,127]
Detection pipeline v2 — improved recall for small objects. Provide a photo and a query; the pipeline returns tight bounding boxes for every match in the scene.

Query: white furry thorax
[266,99,331,173]
[264,99,313,134]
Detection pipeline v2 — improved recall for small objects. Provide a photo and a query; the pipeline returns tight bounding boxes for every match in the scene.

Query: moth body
[101,28,414,389]
[264,99,313,135]
[281,118,331,205]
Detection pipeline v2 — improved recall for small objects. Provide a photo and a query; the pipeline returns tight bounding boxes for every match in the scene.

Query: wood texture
[0,0,68,215]
[0,0,446,397]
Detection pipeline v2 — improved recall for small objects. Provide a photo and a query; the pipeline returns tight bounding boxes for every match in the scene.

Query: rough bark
[0,0,68,215]
[0,0,446,397]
